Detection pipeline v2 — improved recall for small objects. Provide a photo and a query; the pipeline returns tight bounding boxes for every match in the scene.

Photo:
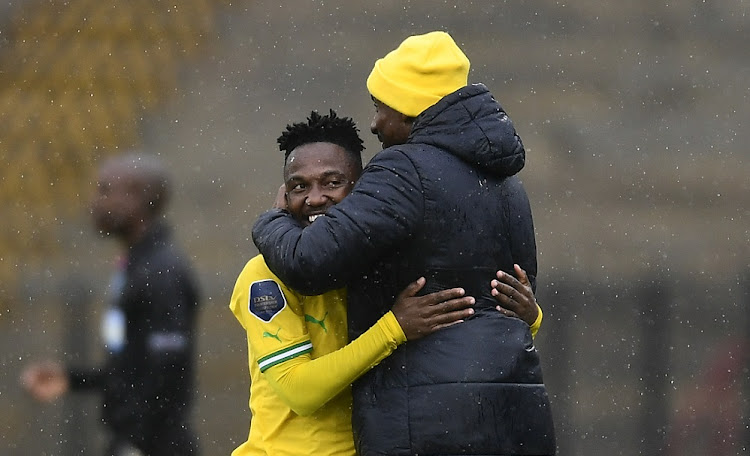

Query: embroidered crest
[249,280,287,322]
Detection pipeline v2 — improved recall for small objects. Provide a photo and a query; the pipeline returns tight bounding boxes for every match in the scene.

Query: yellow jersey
[229,255,406,456]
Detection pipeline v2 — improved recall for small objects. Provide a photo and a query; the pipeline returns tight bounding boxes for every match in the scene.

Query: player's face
[283,142,360,227]
[90,165,145,237]
[370,97,412,148]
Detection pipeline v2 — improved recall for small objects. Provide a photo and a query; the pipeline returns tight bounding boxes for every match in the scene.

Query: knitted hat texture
[367,31,470,117]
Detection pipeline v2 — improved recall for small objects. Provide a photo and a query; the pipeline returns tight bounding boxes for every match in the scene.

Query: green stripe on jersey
[258,340,313,372]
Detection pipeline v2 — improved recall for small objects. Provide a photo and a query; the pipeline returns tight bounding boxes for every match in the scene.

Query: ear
[401,114,415,132]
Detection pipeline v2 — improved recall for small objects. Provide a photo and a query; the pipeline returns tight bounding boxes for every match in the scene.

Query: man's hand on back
[391,278,475,340]
[491,264,539,326]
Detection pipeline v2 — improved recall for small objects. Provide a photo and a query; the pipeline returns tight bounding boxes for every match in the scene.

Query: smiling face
[370,97,413,148]
[283,142,361,226]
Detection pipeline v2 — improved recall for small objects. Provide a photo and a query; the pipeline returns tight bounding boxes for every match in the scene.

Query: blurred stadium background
[1,0,748,454]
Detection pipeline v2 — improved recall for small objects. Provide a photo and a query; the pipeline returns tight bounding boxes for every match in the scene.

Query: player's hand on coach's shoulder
[490,264,539,327]
[392,277,475,341]
[273,184,288,210]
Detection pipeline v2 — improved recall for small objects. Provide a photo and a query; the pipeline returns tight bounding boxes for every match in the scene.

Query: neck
[120,219,153,249]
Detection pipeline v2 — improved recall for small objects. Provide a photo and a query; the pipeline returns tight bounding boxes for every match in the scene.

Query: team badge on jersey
[249,279,287,322]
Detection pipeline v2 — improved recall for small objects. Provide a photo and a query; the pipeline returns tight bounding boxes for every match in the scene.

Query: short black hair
[277,109,364,170]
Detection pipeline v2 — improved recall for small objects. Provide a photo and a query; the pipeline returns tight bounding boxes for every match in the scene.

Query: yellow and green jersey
[229,255,406,456]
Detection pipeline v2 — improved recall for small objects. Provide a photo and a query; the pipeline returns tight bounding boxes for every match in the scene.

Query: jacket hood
[407,83,525,176]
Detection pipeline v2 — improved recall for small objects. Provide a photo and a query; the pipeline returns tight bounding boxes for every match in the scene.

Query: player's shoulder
[236,254,276,281]
[234,255,300,302]
[232,255,276,301]
[230,255,302,321]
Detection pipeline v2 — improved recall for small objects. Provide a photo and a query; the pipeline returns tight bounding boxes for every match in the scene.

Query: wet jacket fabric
[69,222,200,455]
[253,83,556,455]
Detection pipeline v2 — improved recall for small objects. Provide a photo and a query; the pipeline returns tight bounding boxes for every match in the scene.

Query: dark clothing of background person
[253,84,556,455]
[69,222,200,455]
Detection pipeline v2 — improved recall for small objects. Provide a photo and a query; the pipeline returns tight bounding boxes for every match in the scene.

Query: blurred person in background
[252,31,555,455]
[231,110,543,456]
[20,154,201,456]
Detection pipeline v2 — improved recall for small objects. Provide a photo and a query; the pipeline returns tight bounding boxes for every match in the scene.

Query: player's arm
[263,279,474,416]
[491,264,543,338]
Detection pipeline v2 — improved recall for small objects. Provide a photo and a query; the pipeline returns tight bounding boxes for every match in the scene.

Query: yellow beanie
[367,31,471,118]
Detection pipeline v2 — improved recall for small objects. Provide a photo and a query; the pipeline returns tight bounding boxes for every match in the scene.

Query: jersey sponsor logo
[257,340,313,372]
[262,328,282,342]
[249,279,287,322]
[305,312,329,332]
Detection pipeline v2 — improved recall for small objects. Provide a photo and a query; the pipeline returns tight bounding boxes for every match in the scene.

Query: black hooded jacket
[253,84,556,455]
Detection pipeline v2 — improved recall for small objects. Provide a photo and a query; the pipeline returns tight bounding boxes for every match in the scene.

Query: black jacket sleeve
[68,366,105,391]
[253,148,424,295]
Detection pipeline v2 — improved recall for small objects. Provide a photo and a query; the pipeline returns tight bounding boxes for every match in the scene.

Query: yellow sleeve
[529,303,543,339]
[230,255,313,377]
[264,311,406,416]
